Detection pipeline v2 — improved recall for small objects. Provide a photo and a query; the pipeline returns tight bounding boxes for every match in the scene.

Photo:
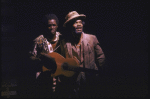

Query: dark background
[1,0,148,98]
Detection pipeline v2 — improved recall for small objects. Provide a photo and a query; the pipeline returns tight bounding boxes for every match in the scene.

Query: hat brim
[63,14,86,27]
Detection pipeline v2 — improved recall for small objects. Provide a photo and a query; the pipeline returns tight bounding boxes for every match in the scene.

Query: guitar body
[42,52,80,77]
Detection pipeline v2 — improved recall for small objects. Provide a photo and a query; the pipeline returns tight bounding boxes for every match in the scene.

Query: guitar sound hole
[62,63,69,70]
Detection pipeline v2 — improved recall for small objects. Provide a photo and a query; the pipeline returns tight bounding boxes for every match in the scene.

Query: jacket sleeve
[29,41,38,58]
[28,40,43,72]
[93,36,105,69]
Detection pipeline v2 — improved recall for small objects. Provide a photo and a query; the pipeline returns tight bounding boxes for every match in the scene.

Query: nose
[51,26,54,29]
[77,22,82,26]
[49,25,54,29]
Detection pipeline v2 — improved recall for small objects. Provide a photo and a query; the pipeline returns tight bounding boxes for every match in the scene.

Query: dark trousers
[34,71,54,98]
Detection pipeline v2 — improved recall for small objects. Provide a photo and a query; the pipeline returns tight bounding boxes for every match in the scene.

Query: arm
[29,35,46,61]
[29,42,56,69]
[94,36,105,70]
[29,42,41,60]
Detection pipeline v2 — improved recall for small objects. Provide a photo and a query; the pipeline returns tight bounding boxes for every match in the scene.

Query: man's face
[73,19,83,34]
[47,19,58,35]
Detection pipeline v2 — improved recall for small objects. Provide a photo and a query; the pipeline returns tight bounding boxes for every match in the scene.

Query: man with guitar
[60,11,106,97]
[29,14,63,98]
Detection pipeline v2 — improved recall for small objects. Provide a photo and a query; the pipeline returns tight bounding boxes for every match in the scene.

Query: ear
[82,21,85,25]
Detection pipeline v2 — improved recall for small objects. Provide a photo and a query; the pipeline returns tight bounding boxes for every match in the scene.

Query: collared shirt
[71,33,86,83]
[71,32,83,66]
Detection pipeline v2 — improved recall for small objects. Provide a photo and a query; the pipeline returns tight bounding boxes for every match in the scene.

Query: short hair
[42,14,59,26]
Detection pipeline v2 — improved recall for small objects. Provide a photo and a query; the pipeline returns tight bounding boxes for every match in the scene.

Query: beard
[74,27,83,34]
[75,31,82,34]
[72,29,83,39]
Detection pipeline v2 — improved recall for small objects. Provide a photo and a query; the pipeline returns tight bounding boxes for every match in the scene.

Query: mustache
[75,27,82,29]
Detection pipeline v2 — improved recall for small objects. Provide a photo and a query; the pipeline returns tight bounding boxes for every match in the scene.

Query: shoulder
[33,35,44,42]
[83,32,99,45]
[57,31,65,41]
[56,31,61,36]
[83,32,97,40]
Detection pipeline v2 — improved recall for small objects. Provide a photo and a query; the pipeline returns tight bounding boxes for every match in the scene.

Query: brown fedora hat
[63,11,86,27]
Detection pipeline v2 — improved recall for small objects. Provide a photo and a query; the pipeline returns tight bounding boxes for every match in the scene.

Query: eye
[47,24,51,27]
[48,24,57,27]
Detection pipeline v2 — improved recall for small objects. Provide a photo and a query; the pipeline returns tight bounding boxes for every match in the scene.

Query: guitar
[42,52,99,77]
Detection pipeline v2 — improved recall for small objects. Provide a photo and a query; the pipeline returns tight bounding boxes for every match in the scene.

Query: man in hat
[61,11,105,97]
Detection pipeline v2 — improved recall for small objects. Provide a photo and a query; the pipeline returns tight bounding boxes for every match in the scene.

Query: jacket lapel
[66,42,73,58]
[65,33,90,68]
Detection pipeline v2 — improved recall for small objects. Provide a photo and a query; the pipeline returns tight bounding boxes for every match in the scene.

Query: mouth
[76,27,82,29]
[76,27,82,31]
[50,29,55,32]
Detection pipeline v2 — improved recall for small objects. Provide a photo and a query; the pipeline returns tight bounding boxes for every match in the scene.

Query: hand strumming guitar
[29,51,57,73]
[39,52,57,73]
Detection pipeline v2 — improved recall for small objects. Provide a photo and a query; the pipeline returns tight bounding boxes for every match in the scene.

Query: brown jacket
[61,32,105,73]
